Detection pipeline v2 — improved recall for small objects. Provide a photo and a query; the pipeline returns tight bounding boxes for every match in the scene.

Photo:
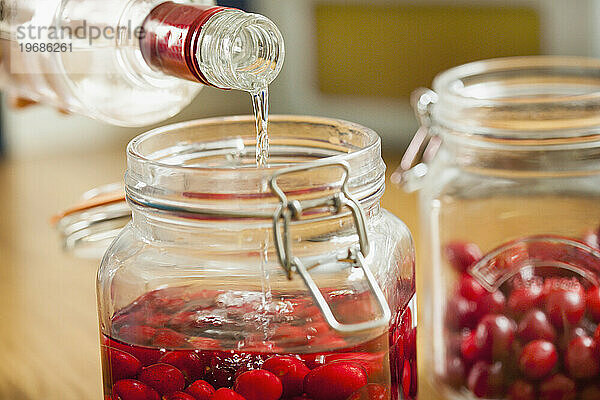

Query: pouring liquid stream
[252,87,270,167]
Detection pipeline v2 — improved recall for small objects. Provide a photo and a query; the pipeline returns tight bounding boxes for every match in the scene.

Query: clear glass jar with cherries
[398,56,600,400]
[96,116,417,400]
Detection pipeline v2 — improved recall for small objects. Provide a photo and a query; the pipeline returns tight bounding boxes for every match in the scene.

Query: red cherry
[152,329,188,349]
[262,356,309,398]
[539,374,576,400]
[346,384,388,400]
[446,296,479,330]
[518,340,558,379]
[185,380,215,400]
[517,309,557,343]
[466,361,504,398]
[507,380,536,400]
[444,241,482,272]
[304,362,368,400]
[104,346,142,381]
[163,392,196,400]
[233,370,282,400]
[210,388,246,400]
[507,281,544,318]
[272,325,308,346]
[401,360,412,399]
[160,351,207,382]
[146,291,186,312]
[391,307,413,352]
[188,337,221,350]
[308,334,347,349]
[319,352,385,379]
[558,326,587,353]
[306,321,331,339]
[447,332,466,357]
[461,331,481,362]
[406,327,417,361]
[294,303,322,320]
[119,325,158,345]
[112,312,144,331]
[581,384,600,400]
[146,313,171,327]
[474,314,517,362]
[586,286,600,322]
[346,383,390,400]
[241,339,283,353]
[408,360,418,398]
[545,286,585,329]
[476,291,506,317]
[402,307,413,329]
[204,353,238,389]
[543,277,585,301]
[565,335,600,379]
[104,337,164,366]
[138,363,186,395]
[458,273,487,301]
[444,356,465,388]
[111,379,160,400]
[169,312,198,331]
[595,324,600,356]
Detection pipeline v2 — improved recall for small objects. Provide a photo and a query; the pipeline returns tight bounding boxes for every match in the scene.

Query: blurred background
[3,0,600,157]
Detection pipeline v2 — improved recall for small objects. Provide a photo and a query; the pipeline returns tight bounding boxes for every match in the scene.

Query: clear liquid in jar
[100,286,416,399]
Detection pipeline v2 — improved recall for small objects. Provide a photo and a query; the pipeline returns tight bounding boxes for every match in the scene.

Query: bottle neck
[139,2,284,91]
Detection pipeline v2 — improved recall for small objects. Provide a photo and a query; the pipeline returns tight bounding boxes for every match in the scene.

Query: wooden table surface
[0,148,420,399]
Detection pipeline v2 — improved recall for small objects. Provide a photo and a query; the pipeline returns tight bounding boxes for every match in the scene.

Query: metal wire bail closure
[391,87,441,192]
[269,160,391,333]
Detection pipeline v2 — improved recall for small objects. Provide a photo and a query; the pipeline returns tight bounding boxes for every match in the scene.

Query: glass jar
[96,116,416,400]
[397,56,600,399]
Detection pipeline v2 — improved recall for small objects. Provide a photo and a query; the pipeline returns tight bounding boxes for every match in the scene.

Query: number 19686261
[19,42,72,52]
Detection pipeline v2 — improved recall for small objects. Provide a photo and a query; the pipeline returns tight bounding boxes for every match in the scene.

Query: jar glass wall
[411,57,600,399]
[97,116,416,400]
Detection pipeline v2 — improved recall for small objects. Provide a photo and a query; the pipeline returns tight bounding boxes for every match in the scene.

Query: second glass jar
[401,56,600,400]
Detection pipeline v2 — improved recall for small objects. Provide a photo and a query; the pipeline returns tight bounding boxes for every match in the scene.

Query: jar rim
[128,114,380,171]
[431,55,600,140]
[126,115,385,219]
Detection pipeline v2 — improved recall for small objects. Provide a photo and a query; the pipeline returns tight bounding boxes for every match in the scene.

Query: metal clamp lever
[391,87,441,191]
[295,249,392,333]
[269,160,391,333]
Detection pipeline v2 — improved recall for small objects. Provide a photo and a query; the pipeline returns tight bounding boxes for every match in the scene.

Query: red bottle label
[140,2,228,85]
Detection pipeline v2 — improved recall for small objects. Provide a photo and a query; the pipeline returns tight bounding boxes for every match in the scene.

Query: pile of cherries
[101,286,416,400]
[443,227,600,399]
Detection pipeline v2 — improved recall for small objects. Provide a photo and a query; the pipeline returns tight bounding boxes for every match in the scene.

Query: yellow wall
[314,4,540,99]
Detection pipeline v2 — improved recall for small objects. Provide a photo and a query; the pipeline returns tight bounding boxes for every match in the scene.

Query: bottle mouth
[197,9,285,91]
[126,115,384,220]
[432,56,600,141]
[230,15,285,90]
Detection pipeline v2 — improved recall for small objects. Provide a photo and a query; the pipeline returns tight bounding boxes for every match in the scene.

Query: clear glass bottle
[397,56,600,399]
[92,115,417,399]
[0,0,284,126]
